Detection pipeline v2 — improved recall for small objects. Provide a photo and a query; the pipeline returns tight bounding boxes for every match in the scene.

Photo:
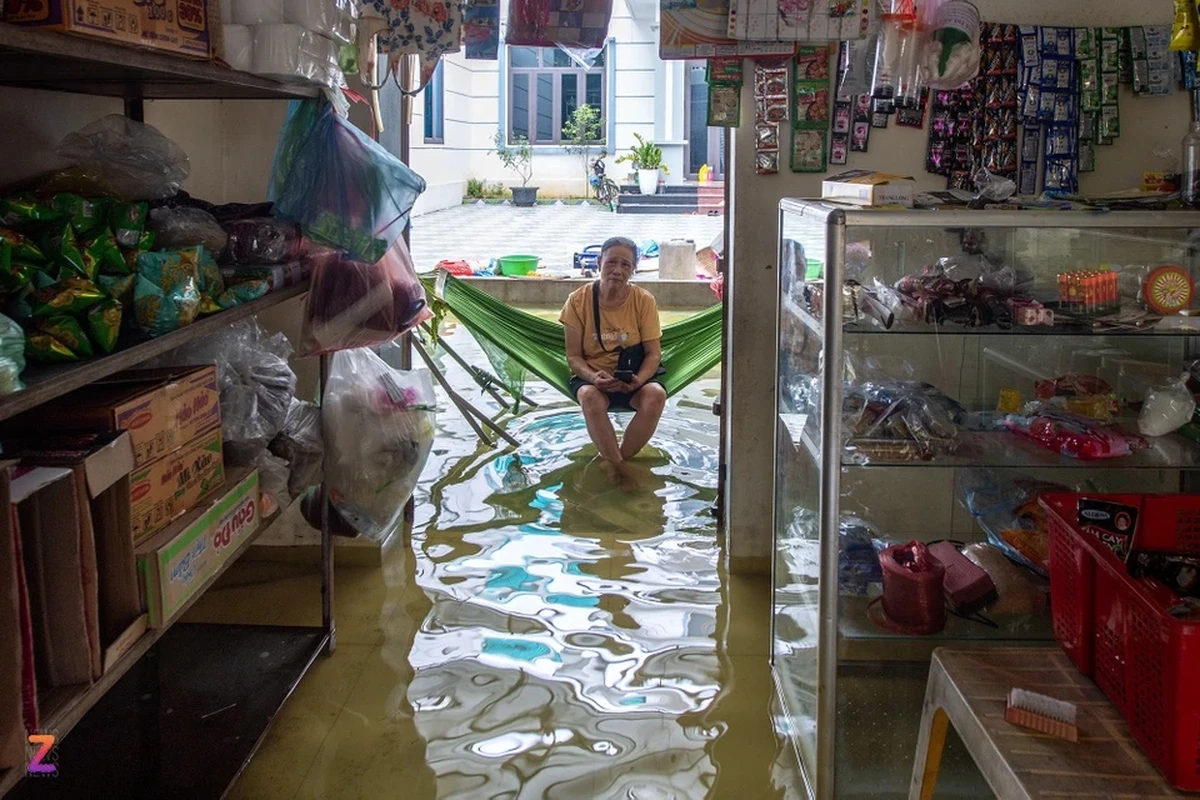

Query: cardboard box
[137,469,260,628]
[25,365,220,468]
[821,170,916,208]
[4,0,212,59]
[6,432,148,677]
[131,425,225,543]
[0,465,27,769]
[11,465,91,690]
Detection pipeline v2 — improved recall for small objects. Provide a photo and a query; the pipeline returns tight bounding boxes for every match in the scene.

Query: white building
[388,0,727,216]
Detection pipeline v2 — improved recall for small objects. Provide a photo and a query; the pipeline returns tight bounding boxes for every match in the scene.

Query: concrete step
[619,192,701,205]
[618,183,725,195]
[617,203,719,215]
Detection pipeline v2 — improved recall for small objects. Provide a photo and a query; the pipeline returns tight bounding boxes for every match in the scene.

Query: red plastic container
[1042,492,1200,793]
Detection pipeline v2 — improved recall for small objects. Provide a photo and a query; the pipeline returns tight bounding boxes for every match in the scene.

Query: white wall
[724,0,1188,572]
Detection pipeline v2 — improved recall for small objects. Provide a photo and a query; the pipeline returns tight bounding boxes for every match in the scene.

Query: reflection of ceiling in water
[407,339,728,798]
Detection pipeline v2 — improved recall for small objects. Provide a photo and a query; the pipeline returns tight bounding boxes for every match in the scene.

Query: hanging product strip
[792,44,831,172]
[707,57,744,128]
[754,58,790,174]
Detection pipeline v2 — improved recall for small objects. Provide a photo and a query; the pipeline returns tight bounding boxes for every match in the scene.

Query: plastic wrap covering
[252,24,342,87]
[147,206,228,254]
[956,468,1073,576]
[55,115,190,201]
[270,99,425,263]
[843,381,965,463]
[221,24,254,71]
[255,450,292,517]
[283,0,358,44]
[0,313,25,395]
[299,238,430,357]
[222,217,306,265]
[1002,410,1148,460]
[269,398,323,498]
[323,349,436,540]
[233,0,284,24]
[1138,374,1196,436]
[839,516,887,596]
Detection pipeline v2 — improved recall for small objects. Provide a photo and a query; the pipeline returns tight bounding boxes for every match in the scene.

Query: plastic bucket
[498,255,539,276]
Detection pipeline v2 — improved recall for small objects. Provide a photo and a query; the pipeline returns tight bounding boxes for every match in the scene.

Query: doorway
[686,62,726,181]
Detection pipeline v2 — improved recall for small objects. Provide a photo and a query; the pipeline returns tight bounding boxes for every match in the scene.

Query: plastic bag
[840,516,886,596]
[962,543,1047,617]
[323,348,436,540]
[254,450,292,517]
[269,99,425,263]
[0,313,25,395]
[299,237,431,357]
[134,250,201,337]
[148,206,228,254]
[843,381,965,463]
[55,115,190,201]
[955,468,1070,576]
[222,217,305,265]
[1139,374,1196,436]
[269,398,323,497]
[924,0,980,89]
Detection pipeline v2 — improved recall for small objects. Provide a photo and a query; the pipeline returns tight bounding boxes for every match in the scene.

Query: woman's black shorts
[569,376,662,412]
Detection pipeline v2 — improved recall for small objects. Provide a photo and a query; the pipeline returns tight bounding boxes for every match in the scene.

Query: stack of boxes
[220,0,357,86]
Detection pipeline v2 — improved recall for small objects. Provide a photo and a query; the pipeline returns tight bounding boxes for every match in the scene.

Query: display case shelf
[0,22,320,100]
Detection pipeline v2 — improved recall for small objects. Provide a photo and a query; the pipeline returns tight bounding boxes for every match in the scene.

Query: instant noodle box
[3,0,213,59]
[136,468,259,628]
[130,425,224,543]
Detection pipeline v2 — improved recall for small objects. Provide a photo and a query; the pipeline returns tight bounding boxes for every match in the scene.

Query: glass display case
[772,200,1200,799]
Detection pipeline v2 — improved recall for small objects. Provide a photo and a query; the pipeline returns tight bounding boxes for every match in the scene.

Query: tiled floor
[409,204,724,272]
[183,319,801,799]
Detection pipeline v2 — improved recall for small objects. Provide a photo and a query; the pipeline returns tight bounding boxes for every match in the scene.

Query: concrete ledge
[462,276,718,309]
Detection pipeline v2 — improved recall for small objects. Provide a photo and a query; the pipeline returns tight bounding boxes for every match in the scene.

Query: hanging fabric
[359,0,463,90]
[504,0,613,50]
[465,0,500,59]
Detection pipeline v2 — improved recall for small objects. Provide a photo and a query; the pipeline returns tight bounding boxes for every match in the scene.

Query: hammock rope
[431,273,723,407]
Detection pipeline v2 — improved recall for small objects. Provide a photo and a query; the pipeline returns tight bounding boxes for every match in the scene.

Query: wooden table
[910,647,1186,800]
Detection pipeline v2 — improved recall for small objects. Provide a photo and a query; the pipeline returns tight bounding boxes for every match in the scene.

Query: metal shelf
[0,281,309,423]
[0,22,320,100]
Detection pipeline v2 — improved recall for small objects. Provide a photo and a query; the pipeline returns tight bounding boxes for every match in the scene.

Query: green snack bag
[217,279,269,309]
[51,193,109,237]
[195,246,225,315]
[6,286,33,323]
[0,227,46,263]
[32,277,104,317]
[109,201,148,248]
[134,250,200,337]
[42,222,88,279]
[83,229,127,275]
[25,331,79,364]
[35,314,93,359]
[31,267,58,289]
[86,299,122,354]
[0,261,34,294]
[98,273,135,302]
[0,195,59,229]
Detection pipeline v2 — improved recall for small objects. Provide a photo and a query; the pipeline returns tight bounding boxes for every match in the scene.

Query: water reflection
[396,322,754,798]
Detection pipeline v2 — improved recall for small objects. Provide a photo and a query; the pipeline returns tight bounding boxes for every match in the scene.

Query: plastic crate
[1042,492,1200,793]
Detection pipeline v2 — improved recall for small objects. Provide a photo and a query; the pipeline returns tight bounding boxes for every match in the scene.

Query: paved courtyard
[409,203,724,272]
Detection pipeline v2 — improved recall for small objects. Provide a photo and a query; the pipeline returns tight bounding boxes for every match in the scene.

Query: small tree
[561,104,605,196]
[493,130,534,188]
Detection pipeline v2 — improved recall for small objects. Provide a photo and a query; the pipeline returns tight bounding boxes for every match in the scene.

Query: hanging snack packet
[98,273,134,302]
[26,332,78,364]
[0,227,46,263]
[1173,0,1199,50]
[134,249,201,337]
[109,201,148,248]
[82,229,127,276]
[50,193,110,237]
[0,195,59,230]
[42,221,89,279]
[32,277,104,317]
[86,298,122,353]
[35,314,93,359]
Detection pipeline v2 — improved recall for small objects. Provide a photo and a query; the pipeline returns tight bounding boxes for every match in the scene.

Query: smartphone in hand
[614,370,635,384]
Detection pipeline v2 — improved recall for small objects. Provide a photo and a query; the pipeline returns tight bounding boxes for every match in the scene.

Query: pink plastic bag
[299,238,431,357]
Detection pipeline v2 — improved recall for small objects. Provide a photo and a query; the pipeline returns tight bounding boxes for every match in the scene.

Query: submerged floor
[185,317,802,799]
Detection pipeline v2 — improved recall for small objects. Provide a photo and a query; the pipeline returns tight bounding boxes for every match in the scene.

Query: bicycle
[589,154,620,211]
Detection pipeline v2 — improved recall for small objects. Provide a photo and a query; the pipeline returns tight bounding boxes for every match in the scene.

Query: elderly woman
[560,236,667,478]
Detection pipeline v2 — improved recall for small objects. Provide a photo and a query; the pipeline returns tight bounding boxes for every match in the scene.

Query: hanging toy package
[924,0,981,89]
[322,348,436,540]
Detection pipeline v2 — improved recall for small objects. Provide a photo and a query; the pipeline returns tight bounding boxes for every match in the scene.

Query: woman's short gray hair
[600,236,639,264]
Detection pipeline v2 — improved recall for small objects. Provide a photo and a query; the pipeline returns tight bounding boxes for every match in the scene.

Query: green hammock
[431,273,723,405]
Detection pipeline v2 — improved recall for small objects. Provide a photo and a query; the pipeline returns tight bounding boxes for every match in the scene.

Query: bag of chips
[133,250,201,337]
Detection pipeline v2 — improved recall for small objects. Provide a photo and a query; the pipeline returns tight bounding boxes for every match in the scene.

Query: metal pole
[319,352,336,655]
[399,54,417,525]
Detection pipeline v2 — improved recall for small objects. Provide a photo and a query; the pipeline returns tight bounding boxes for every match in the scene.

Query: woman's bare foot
[601,459,623,485]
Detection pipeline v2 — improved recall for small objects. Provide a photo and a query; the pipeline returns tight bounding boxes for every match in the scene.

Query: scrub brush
[1004,688,1079,742]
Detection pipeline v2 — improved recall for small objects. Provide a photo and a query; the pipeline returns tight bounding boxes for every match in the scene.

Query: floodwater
[218,310,798,799]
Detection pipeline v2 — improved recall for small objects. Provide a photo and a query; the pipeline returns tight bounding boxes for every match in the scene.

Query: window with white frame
[508,46,605,145]
[424,61,444,143]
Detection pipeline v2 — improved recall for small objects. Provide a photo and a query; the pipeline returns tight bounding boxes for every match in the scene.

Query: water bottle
[1183,121,1200,207]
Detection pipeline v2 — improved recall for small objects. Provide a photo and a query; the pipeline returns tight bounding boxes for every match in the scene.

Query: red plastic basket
[1042,492,1200,793]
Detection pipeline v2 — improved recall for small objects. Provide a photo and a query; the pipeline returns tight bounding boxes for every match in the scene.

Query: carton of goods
[4,432,147,677]
[131,425,225,542]
[136,468,260,628]
[24,365,220,467]
[821,170,916,208]
[3,0,213,59]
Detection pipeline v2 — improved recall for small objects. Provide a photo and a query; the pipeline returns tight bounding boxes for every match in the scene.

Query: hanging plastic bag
[270,398,323,498]
[269,99,425,263]
[254,450,292,517]
[1138,374,1196,436]
[322,348,436,540]
[55,114,190,201]
[299,237,431,357]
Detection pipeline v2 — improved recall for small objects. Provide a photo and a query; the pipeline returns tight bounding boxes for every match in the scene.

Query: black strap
[591,280,615,353]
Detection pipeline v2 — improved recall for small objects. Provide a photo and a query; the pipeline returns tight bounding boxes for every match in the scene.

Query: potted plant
[493,130,537,207]
[616,133,668,196]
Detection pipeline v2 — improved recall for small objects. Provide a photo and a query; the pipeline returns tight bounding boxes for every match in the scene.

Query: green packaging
[0,195,59,230]
[25,332,79,364]
[86,299,122,354]
[51,193,110,237]
[35,314,93,359]
[42,222,89,280]
[98,273,135,302]
[32,277,104,318]
[83,229,127,275]
[110,201,148,249]
[0,227,46,263]
[217,279,269,309]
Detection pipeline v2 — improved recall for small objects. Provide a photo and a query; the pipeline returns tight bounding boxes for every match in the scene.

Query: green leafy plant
[466,177,506,198]
[492,130,534,187]
[615,133,668,174]
[561,104,605,192]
